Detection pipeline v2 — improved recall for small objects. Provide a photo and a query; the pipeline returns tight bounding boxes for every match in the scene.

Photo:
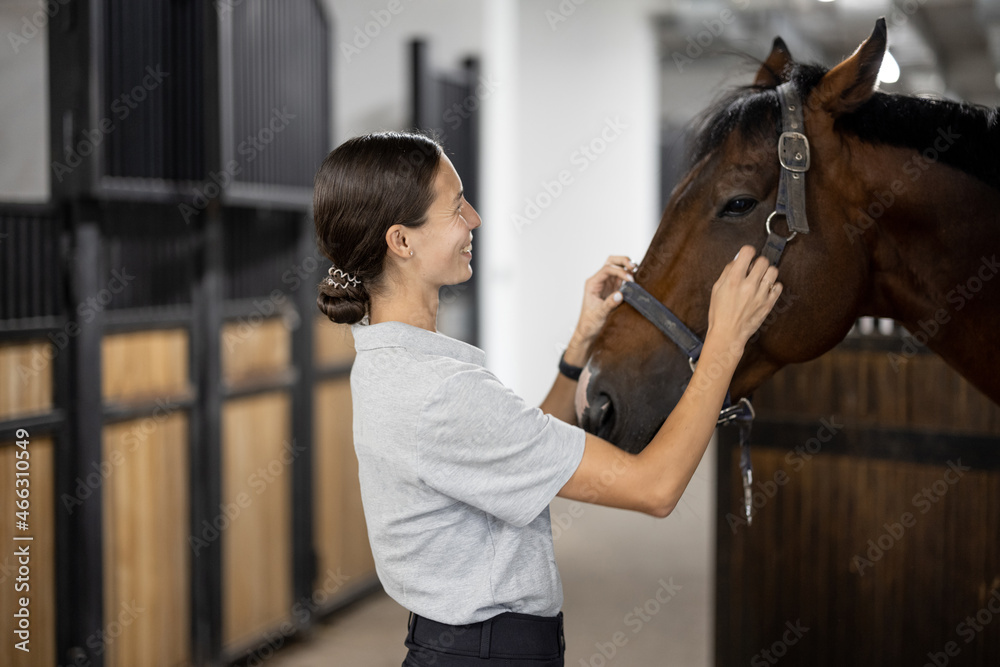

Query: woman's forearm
[634,334,743,516]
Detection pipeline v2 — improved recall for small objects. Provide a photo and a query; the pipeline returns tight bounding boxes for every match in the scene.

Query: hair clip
[327,266,361,289]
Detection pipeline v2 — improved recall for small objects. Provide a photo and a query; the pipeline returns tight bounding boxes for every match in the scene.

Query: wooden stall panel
[222,392,293,651]
[221,318,291,386]
[102,329,190,403]
[314,317,355,368]
[718,442,1000,666]
[102,415,190,667]
[0,436,55,667]
[314,378,375,603]
[0,341,53,420]
[754,348,1000,435]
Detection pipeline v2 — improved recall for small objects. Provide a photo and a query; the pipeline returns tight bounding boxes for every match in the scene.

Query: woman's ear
[385,224,412,259]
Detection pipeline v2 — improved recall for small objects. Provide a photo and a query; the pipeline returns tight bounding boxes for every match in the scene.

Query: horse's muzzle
[575,362,616,441]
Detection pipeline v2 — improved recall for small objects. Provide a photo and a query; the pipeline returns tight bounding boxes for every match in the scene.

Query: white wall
[323,0,662,401]
[503,0,660,403]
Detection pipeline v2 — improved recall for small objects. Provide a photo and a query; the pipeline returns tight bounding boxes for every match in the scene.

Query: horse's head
[577,20,890,452]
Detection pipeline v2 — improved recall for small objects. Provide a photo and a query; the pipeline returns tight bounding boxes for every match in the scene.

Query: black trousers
[401,610,565,666]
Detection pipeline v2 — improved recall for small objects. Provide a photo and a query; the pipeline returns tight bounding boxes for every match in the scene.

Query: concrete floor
[265,440,717,667]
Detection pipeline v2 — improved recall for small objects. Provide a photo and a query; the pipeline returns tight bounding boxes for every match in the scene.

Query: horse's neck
[865,161,1000,402]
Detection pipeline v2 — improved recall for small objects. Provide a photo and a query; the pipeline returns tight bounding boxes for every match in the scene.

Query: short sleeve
[416,368,586,527]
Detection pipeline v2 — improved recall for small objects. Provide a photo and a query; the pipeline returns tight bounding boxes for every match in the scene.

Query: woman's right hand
[705,245,782,352]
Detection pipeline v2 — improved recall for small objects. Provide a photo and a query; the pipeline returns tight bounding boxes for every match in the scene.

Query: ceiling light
[878,50,900,84]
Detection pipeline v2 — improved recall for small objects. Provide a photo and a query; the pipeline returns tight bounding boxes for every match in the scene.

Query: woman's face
[411,153,481,287]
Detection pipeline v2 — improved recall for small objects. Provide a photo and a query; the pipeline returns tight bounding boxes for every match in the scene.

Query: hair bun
[317,279,369,325]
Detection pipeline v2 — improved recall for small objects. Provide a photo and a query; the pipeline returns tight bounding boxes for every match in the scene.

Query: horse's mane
[688,63,1000,191]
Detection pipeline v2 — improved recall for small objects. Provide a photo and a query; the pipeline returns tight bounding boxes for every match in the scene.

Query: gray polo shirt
[348,320,586,625]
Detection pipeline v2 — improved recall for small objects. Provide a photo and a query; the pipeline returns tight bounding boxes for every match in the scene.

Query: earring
[409,251,413,256]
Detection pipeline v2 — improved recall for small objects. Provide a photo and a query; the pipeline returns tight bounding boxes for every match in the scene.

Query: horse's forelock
[686,63,829,170]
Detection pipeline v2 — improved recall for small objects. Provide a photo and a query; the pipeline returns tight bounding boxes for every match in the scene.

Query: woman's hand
[706,245,782,353]
[565,255,637,364]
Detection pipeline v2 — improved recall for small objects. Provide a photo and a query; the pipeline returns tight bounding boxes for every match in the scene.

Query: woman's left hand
[566,256,637,363]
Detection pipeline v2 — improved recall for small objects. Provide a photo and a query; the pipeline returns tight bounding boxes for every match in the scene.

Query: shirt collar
[351,320,486,366]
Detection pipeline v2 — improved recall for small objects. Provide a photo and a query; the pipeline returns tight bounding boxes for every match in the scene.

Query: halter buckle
[717,396,755,426]
[778,131,810,172]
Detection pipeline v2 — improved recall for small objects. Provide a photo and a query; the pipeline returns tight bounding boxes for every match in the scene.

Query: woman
[314,132,781,666]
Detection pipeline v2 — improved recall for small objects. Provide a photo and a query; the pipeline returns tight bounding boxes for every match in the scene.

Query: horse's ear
[754,37,793,87]
[811,18,887,116]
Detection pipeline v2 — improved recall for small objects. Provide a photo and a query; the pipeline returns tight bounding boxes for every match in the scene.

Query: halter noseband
[619,81,811,526]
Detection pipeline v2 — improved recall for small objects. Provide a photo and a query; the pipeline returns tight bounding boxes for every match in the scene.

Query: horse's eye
[720,197,758,217]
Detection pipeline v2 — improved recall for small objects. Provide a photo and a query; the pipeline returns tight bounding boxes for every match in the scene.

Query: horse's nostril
[587,393,615,440]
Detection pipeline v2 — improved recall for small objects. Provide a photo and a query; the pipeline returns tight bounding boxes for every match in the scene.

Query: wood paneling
[0,341,53,420]
[102,329,190,403]
[221,317,290,386]
[0,436,56,667]
[221,392,293,650]
[754,349,1000,435]
[314,317,355,368]
[717,437,1000,666]
[102,415,190,667]
[313,378,375,601]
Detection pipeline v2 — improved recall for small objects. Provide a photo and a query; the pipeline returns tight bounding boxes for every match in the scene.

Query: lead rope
[721,395,756,526]
[738,414,754,526]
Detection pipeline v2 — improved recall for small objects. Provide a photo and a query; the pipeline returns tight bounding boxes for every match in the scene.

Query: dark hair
[314,132,442,324]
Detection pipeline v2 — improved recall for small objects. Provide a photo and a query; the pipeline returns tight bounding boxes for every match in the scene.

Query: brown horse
[576,19,1000,453]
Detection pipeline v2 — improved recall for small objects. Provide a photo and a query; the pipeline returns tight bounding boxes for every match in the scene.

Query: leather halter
[618,80,811,525]
[761,81,811,264]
